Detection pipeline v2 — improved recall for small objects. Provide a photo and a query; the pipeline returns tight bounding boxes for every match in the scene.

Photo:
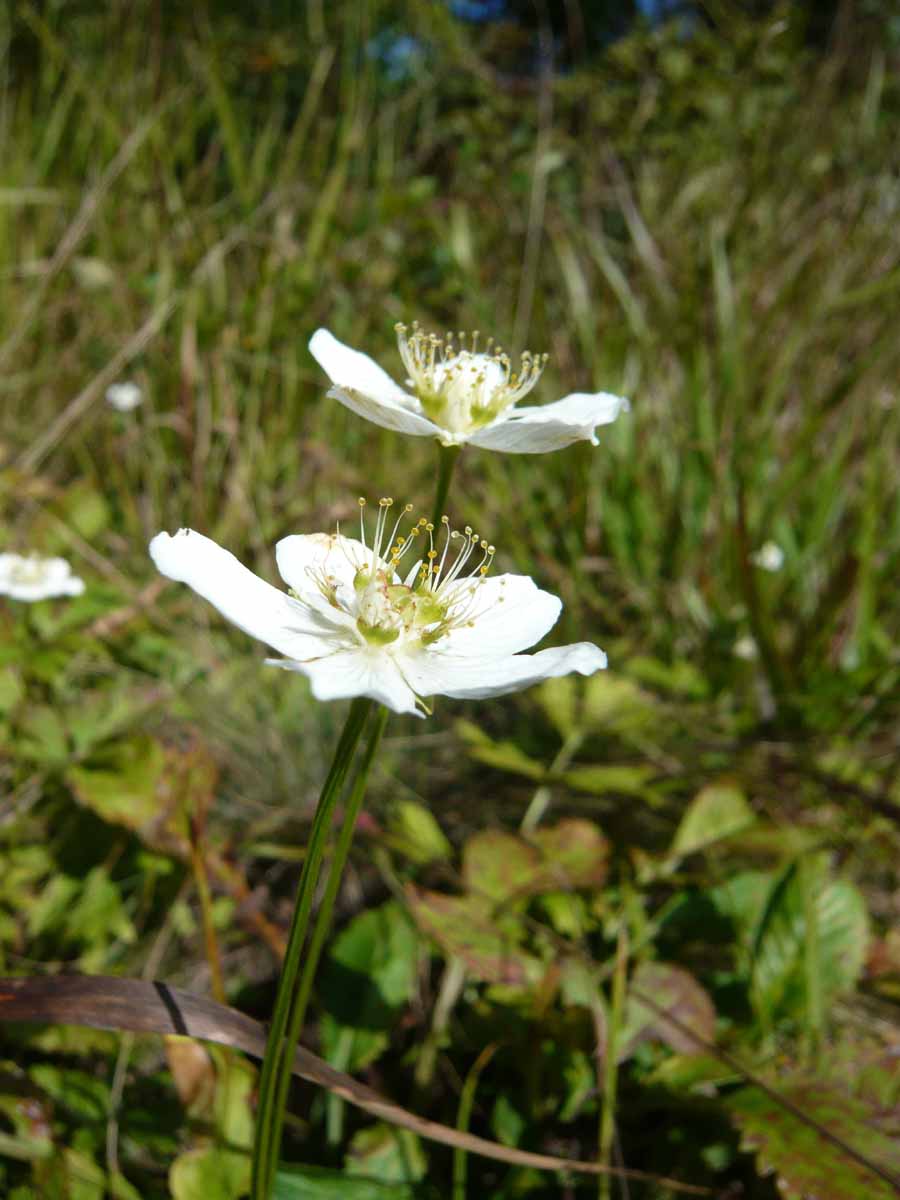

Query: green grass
[1,2,899,1198]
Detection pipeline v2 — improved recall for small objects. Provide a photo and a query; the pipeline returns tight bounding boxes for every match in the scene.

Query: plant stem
[251,697,373,1200]
[285,705,389,1145]
[598,922,628,1200]
[431,442,461,529]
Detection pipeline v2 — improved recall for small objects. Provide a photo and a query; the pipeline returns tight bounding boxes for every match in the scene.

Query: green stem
[251,697,373,1200]
[598,923,628,1200]
[282,705,389,1145]
[431,443,461,529]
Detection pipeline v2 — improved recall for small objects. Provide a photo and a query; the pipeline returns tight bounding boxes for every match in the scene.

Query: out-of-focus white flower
[105,381,143,412]
[733,635,759,661]
[309,324,629,454]
[149,500,606,717]
[0,553,85,601]
[751,541,784,572]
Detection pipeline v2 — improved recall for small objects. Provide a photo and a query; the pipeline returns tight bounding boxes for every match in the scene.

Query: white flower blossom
[309,324,628,454]
[733,634,759,661]
[751,541,784,572]
[105,381,143,412]
[149,500,606,717]
[0,553,85,601]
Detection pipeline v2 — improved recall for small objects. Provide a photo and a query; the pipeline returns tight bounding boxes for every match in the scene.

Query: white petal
[469,391,629,453]
[149,529,333,659]
[268,647,422,716]
[439,574,561,657]
[327,385,445,439]
[310,329,442,438]
[309,328,412,407]
[397,641,607,700]
[276,532,366,596]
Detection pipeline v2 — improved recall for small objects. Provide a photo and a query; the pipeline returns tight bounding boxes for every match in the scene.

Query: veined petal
[276,532,369,596]
[309,328,413,407]
[468,391,629,453]
[327,385,445,439]
[397,640,607,700]
[149,529,332,660]
[310,329,442,438]
[268,647,422,716]
[439,574,561,657]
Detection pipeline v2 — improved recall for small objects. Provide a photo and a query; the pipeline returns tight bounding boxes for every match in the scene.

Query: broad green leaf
[274,1165,420,1199]
[321,903,418,1072]
[455,720,546,780]
[491,1094,526,1147]
[562,763,656,798]
[750,856,869,1024]
[406,887,540,985]
[625,655,709,699]
[530,818,610,890]
[33,1147,106,1200]
[621,962,716,1058]
[169,1146,249,1200]
[462,830,540,903]
[345,1126,427,1184]
[385,801,452,865]
[0,666,24,716]
[670,783,755,858]
[581,673,658,734]
[534,675,578,738]
[68,735,169,833]
[17,705,69,766]
[729,1080,900,1199]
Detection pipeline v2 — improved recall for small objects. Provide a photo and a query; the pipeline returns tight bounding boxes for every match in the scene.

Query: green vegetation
[1,2,899,1197]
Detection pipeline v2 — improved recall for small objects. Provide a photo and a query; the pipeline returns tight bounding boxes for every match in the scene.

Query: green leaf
[455,719,546,780]
[562,763,656,798]
[729,1080,900,1199]
[385,801,452,865]
[274,1165,421,1199]
[169,1147,249,1200]
[462,830,540,903]
[625,655,709,699]
[17,705,69,766]
[529,818,610,890]
[0,666,24,716]
[67,735,168,832]
[750,856,869,1024]
[320,902,418,1071]
[581,673,658,734]
[406,887,541,985]
[534,675,578,738]
[670,783,755,858]
[345,1125,427,1184]
[621,962,716,1058]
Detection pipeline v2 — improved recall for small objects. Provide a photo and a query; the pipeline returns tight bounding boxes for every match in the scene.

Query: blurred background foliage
[1,0,899,1197]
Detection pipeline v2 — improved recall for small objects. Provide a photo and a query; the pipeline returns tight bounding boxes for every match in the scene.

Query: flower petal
[149,529,332,659]
[439,573,561,657]
[396,640,607,700]
[268,647,422,716]
[327,385,445,439]
[276,532,366,595]
[310,328,443,439]
[309,328,412,407]
[468,391,629,453]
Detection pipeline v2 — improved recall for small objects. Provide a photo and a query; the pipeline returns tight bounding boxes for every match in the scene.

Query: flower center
[310,498,496,650]
[7,556,51,586]
[395,323,548,437]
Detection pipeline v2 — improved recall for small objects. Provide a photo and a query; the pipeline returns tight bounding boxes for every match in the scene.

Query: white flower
[105,381,143,412]
[751,541,784,573]
[149,500,606,717]
[0,553,85,601]
[309,324,629,453]
[733,634,759,661]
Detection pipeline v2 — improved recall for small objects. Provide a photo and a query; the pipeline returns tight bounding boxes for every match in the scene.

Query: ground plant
[1,2,899,1198]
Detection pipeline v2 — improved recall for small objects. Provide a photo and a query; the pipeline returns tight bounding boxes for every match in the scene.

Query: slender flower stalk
[251,697,373,1199]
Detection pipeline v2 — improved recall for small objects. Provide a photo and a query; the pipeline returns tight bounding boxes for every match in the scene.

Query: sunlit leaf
[670,783,755,858]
